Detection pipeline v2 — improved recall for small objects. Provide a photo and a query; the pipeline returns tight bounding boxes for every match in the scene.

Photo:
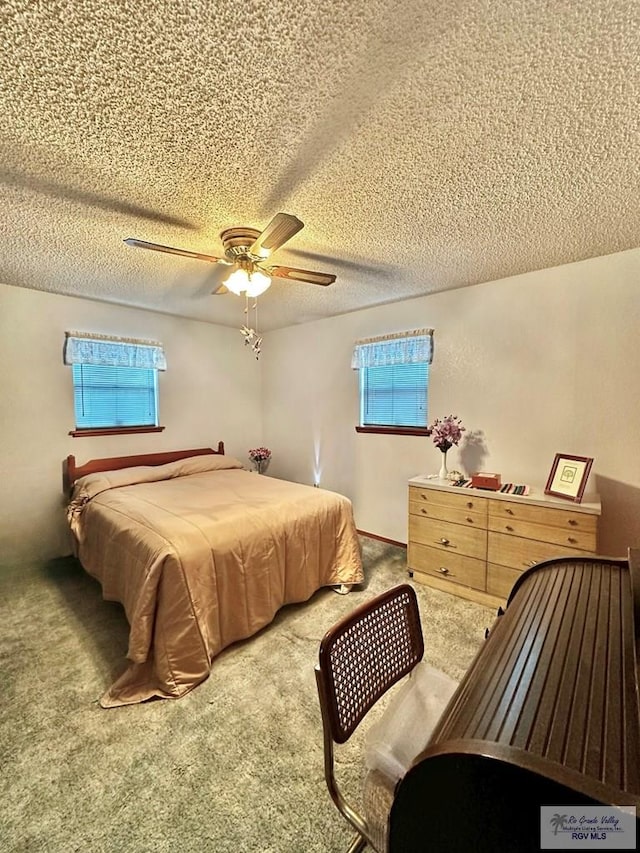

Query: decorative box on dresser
[408,476,601,607]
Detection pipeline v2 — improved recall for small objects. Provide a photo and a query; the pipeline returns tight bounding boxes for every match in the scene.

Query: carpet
[0,536,492,852]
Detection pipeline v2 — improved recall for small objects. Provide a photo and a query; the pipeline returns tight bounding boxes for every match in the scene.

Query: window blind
[361,362,429,427]
[72,364,158,429]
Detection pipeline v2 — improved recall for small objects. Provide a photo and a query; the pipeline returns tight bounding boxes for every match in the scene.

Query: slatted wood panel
[429,557,640,795]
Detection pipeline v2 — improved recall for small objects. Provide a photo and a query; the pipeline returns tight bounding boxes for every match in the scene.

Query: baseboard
[357,530,407,549]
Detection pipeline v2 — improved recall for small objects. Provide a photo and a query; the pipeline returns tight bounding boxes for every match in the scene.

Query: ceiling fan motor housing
[219,227,263,262]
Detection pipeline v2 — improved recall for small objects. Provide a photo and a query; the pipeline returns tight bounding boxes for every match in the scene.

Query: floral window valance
[64,332,167,371]
[351,328,433,369]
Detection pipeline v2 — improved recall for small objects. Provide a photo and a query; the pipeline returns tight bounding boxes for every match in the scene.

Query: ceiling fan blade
[248,213,304,258]
[268,264,336,286]
[124,238,227,264]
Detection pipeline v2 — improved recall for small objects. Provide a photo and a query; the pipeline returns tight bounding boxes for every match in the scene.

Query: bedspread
[68,455,363,707]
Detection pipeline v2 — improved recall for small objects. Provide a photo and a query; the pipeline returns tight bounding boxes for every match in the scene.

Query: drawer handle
[506,508,514,515]
[420,493,428,501]
[568,519,577,526]
[438,537,451,546]
[421,508,428,514]
[439,566,450,575]
[568,536,577,544]
[525,559,538,567]
[466,516,473,523]
[466,501,473,509]
[505,524,514,532]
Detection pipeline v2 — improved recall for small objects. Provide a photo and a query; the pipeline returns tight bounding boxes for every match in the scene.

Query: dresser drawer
[488,531,592,572]
[409,542,486,590]
[487,516,596,551]
[488,499,597,534]
[409,486,488,515]
[409,515,486,560]
[409,500,486,528]
[487,563,522,599]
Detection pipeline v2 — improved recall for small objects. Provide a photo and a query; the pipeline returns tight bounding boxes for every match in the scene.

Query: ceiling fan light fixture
[225,268,249,296]
[225,267,271,297]
[246,269,271,297]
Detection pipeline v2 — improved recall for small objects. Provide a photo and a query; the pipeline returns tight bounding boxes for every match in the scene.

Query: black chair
[315,584,424,852]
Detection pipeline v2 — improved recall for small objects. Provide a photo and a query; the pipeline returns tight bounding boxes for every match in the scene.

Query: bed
[65,444,364,708]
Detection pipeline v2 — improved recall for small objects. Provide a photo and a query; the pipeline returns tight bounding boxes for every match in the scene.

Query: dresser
[407,476,601,607]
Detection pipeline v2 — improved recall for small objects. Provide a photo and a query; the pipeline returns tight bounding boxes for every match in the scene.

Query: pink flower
[426,415,465,453]
[248,447,272,462]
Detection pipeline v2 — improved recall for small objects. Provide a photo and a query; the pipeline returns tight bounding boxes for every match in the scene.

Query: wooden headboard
[65,441,225,489]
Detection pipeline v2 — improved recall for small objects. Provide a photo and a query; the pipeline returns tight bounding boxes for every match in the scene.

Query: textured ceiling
[1,0,639,331]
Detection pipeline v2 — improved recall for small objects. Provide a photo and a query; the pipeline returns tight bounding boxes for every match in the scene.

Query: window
[72,364,158,429]
[64,333,166,436]
[352,329,433,434]
[360,362,429,427]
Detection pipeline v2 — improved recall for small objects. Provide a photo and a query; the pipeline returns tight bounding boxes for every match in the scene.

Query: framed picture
[544,453,594,503]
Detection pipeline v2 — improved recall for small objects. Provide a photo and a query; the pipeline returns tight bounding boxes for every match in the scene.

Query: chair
[315,584,424,852]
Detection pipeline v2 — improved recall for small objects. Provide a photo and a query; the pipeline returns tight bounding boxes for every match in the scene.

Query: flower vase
[438,451,448,480]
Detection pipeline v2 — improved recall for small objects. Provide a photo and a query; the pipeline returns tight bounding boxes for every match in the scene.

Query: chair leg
[346,832,368,853]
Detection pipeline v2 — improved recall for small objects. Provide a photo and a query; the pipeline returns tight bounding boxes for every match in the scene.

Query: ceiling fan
[124,213,336,296]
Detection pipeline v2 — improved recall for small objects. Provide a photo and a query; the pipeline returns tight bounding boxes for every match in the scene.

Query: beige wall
[262,248,640,556]
[0,284,262,565]
[3,246,639,566]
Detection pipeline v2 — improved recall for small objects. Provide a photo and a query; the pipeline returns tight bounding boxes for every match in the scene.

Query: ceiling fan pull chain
[239,295,262,359]
[252,298,261,360]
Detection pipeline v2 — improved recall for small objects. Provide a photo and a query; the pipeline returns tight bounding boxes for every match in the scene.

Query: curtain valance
[64,332,167,371]
[351,328,433,369]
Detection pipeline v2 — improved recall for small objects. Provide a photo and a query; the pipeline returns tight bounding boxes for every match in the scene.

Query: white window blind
[360,362,429,427]
[72,364,158,429]
[352,329,433,428]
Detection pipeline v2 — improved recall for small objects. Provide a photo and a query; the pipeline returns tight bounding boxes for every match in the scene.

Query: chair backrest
[317,584,424,745]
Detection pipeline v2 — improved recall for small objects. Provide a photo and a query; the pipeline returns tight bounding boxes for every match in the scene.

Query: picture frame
[544,453,594,503]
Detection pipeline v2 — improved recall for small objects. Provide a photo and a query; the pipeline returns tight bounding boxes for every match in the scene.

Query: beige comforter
[68,455,363,708]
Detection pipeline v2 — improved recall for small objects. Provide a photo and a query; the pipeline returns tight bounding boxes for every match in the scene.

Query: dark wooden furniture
[389,553,640,852]
[64,442,225,491]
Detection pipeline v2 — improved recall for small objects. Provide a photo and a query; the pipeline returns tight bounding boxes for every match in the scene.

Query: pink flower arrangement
[426,415,465,453]
[248,447,272,463]
[249,446,271,474]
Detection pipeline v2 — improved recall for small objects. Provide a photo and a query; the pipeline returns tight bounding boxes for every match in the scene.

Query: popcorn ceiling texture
[1,0,639,331]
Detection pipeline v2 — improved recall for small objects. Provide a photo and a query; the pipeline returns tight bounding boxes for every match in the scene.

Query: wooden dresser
[389,553,640,852]
[408,477,601,607]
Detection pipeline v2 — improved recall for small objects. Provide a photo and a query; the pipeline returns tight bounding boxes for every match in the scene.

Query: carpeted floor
[0,537,492,852]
